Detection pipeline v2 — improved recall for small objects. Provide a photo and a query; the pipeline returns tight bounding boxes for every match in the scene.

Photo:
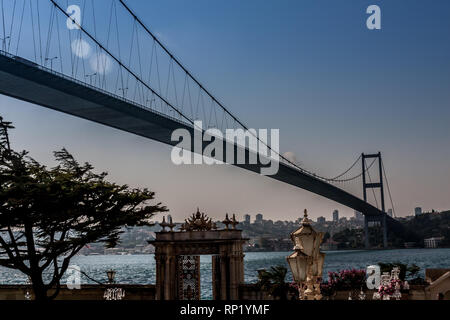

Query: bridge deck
[0,52,387,218]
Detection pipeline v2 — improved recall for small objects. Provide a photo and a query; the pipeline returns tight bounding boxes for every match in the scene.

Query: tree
[258,265,293,300]
[0,116,168,300]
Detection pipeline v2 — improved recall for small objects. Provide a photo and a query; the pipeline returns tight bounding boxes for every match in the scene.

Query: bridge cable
[117,0,321,176]
[29,0,37,62]
[382,161,396,218]
[324,156,377,183]
[365,160,379,209]
[55,2,63,73]
[116,0,380,184]
[48,0,380,188]
[328,154,362,180]
[36,0,44,65]
[15,0,25,55]
[49,0,195,127]
[7,0,17,52]
[1,0,5,51]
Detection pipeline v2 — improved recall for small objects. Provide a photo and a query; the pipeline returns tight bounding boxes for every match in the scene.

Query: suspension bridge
[0,0,398,248]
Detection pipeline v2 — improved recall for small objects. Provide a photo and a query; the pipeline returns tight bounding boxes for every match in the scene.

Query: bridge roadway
[0,52,391,220]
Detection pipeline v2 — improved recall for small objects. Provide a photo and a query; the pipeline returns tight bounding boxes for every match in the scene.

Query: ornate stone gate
[150,209,247,300]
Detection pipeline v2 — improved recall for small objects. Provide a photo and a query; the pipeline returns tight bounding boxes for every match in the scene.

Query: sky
[1,0,450,223]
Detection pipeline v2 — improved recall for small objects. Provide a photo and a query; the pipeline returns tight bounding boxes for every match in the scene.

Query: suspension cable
[329,154,362,180]
[49,0,194,126]
[382,161,396,217]
[46,0,381,186]
[116,0,376,183]
[365,160,379,209]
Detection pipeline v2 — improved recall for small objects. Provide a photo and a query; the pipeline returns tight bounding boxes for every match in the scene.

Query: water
[1,249,449,299]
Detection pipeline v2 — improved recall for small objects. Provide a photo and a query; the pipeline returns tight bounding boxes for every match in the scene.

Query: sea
[1,248,449,300]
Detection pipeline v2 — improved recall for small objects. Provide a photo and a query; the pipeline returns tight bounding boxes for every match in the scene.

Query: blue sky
[1,0,450,221]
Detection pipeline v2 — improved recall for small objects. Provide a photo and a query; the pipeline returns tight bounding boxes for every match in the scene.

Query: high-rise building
[354,210,364,221]
[317,216,326,224]
[244,214,251,224]
[414,207,422,216]
[332,210,339,222]
[387,209,393,217]
[255,213,263,223]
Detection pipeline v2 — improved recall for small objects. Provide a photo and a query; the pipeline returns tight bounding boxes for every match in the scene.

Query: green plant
[0,117,167,300]
[258,265,294,300]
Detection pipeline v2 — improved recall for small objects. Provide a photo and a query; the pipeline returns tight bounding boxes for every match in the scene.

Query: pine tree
[0,116,167,300]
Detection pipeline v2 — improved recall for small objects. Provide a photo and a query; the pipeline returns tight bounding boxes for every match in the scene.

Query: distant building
[354,210,364,221]
[415,207,422,216]
[255,213,263,223]
[424,237,444,248]
[387,209,393,217]
[332,210,339,222]
[244,214,251,224]
[317,216,326,224]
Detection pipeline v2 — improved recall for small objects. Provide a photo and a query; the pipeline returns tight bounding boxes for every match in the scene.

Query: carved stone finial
[222,214,231,230]
[167,215,176,232]
[182,208,215,231]
[231,214,239,230]
[302,209,311,225]
[160,216,169,232]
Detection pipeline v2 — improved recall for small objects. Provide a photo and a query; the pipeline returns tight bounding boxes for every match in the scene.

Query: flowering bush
[376,278,405,299]
[321,269,366,297]
[327,269,366,291]
[320,282,335,297]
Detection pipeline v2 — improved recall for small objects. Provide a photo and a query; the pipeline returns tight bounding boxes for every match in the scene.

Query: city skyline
[1,0,450,221]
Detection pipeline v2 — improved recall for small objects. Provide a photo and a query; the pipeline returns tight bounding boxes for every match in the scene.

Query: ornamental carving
[180,208,217,231]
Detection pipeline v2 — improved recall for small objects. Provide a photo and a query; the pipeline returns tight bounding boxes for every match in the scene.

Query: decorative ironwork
[181,208,217,231]
[103,269,126,300]
[104,287,126,300]
[177,255,200,300]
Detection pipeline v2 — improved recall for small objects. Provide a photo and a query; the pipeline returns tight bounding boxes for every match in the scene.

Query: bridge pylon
[362,152,388,249]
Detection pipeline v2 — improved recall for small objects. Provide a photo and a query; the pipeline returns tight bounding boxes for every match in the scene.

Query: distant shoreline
[76,247,450,256]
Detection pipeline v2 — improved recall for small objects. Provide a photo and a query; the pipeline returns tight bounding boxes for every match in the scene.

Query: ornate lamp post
[287,209,325,300]
[106,269,116,284]
[103,269,125,300]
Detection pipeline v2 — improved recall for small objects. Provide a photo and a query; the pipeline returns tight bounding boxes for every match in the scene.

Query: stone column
[218,242,244,300]
[212,255,222,300]
[155,249,165,300]
[229,242,244,300]
[155,245,177,300]
[164,254,177,299]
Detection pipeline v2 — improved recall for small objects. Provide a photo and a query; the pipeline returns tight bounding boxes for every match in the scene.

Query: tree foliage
[257,265,294,300]
[0,116,167,300]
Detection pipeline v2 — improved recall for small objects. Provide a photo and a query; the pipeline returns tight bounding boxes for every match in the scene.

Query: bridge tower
[362,152,388,249]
